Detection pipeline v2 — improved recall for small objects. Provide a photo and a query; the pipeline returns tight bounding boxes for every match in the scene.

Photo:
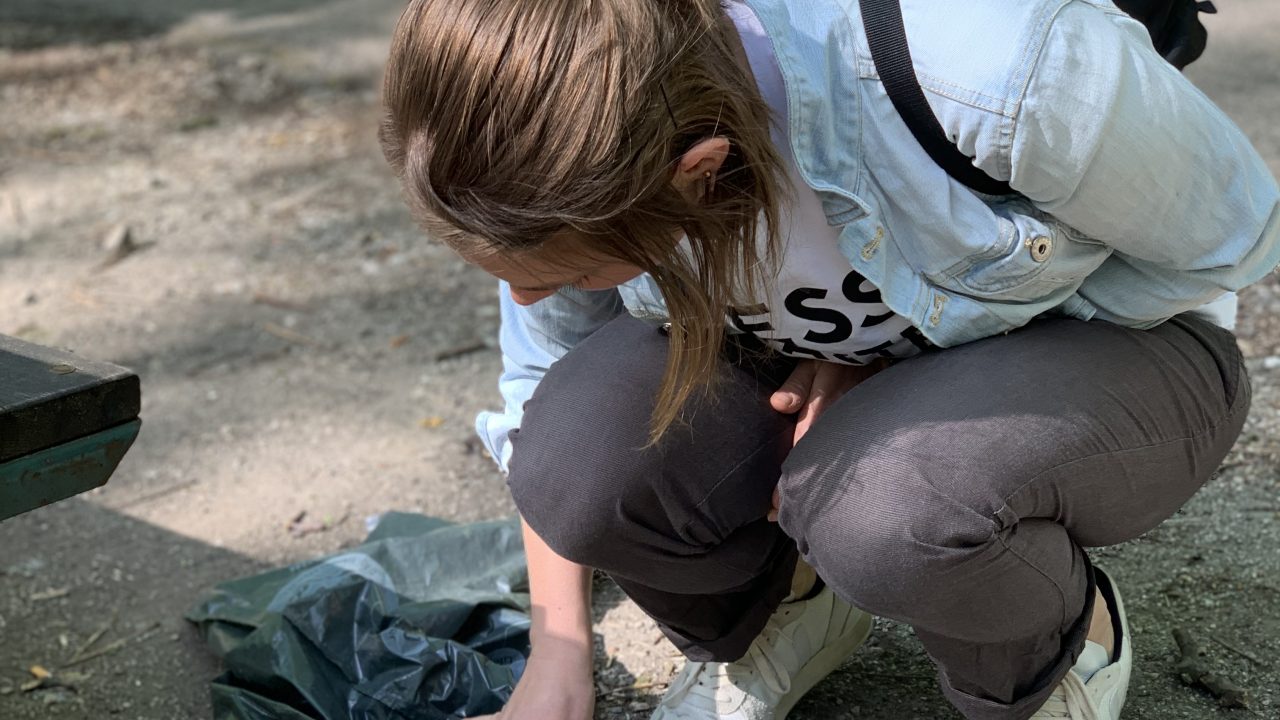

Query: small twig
[287,510,350,538]
[262,322,323,348]
[185,347,289,378]
[1210,635,1271,670]
[29,587,71,602]
[252,292,310,312]
[66,610,117,665]
[59,639,129,669]
[114,479,199,510]
[59,622,161,669]
[264,179,341,216]
[434,340,489,362]
[597,681,668,698]
[1173,628,1251,709]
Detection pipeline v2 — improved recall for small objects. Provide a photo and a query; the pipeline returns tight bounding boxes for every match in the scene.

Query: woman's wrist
[528,597,593,650]
[528,631,595,674]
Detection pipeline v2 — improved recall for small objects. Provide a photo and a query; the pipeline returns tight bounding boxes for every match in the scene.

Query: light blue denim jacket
[477,0,1280,472]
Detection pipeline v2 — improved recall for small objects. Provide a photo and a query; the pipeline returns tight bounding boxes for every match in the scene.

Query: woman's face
[470,235,646,306]
[467,137,729,306]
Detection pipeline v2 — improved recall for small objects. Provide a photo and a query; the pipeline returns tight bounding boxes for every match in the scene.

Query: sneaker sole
[776,610,874,719]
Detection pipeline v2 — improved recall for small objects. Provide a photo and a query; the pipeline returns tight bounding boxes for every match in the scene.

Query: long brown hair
[380,0,786,442]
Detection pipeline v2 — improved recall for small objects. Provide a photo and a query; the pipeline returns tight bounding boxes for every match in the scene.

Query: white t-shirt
[723,1,927,364]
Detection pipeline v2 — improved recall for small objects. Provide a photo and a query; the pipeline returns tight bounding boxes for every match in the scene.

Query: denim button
[929,293,948,326]
[861,226,884,260]
[1029,236,1053,262]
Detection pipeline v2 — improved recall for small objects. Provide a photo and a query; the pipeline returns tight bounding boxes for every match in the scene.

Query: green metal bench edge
[0,419,142,522]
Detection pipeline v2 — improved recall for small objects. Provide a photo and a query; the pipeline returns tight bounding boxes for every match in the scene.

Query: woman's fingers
[793,362,849,443]
[769,360,891,521]
[767,362,817,522]
[769,360,818,413]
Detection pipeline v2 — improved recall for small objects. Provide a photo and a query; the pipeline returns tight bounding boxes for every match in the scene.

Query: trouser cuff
[653,547,798,663]
[938,564,1097,720]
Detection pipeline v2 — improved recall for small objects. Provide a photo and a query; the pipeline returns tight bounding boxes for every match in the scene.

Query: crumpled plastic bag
[186,514,531,720]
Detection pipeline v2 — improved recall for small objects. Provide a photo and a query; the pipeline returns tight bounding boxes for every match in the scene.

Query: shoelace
[659,615,797,713]
[1033,671,1099,720]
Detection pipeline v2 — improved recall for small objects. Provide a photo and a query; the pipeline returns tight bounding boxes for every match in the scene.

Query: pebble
[101,223,133,252]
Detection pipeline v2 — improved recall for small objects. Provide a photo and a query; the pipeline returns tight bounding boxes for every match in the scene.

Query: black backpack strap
[1113,0,1216,69]
[860,0,1213,196]
[858,0,1015,196]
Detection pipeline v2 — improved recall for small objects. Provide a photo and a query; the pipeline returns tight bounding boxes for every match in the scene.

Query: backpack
[860,0,1218,196]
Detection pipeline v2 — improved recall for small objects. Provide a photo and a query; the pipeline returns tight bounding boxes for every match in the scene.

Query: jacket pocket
[939,201,1112,303]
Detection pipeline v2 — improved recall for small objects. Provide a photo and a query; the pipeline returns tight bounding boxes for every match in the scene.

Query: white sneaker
[1031,570,1132,719]
[651,584,873,719]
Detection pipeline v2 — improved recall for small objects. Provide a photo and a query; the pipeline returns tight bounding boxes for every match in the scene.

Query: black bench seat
[0,335,140,522]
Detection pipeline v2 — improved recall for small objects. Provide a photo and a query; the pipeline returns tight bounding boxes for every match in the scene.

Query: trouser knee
[506,315,793,582]
[505,316,671,566]
[503,315,739,569]
[779,448,1084,643]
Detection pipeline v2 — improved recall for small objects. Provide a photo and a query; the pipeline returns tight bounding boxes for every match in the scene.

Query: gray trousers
[506,313,1248,720]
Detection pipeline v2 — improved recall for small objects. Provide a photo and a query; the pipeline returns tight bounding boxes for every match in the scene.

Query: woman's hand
[472,641,595,720]
[766,358,888,520]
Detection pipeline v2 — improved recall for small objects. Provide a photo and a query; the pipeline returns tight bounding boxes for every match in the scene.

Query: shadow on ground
[0,498,264,717]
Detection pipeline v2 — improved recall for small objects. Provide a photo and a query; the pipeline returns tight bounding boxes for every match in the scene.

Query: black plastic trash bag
[186,514,531,720]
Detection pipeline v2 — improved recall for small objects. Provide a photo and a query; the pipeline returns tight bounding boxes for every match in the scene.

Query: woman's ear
[674,137,731,201]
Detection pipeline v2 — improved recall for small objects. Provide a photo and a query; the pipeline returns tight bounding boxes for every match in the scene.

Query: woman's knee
[777,438,1001,611]
[508,315,791,566]
[504,316,669,561]
[507,458,635,567]
[506,409,664,564]
[801,509,994,609]
[777,445,1086,641]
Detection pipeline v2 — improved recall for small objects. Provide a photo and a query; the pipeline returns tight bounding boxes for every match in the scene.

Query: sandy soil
[0,1,1277,718]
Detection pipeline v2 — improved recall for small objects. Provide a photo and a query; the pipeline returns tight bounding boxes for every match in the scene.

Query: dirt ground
[0,1,1277,718]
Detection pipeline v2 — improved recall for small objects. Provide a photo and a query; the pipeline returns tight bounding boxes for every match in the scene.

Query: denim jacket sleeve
[475,282,624,473]
[1008,1,1280,327]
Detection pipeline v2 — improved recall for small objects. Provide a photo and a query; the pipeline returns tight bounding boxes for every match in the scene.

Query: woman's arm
[477,282,624,473]
[473,284,619,717]
[478,519,595,720]
[522,516,594,664]
[1007,2,1280,327]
